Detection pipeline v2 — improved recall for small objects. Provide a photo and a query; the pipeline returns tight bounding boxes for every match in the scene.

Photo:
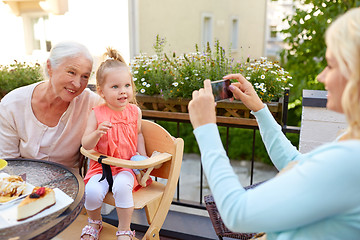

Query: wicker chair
[204,181,265,240]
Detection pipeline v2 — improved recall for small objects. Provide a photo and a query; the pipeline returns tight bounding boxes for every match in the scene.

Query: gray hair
[45,41,93,77]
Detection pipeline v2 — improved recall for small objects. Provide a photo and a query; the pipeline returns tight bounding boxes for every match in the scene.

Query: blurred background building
[0,0,294,69]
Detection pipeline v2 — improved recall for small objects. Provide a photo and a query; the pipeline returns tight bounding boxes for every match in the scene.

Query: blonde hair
[96,47,137,104]
[325,8,360,139]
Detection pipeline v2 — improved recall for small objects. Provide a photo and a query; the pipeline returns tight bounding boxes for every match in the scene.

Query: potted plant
[130,36,292,125]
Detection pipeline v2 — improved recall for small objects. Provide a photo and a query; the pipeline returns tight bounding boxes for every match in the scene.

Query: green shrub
[0,60,43,98]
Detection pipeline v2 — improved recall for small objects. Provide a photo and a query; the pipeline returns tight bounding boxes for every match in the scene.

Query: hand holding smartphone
[211,79,233,101]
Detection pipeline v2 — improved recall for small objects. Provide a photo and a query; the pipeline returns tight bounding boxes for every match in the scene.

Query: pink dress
[84,103,141,190]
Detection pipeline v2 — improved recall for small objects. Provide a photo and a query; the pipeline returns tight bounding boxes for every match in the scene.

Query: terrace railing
[138,88,300,210]
[88,84,300,210]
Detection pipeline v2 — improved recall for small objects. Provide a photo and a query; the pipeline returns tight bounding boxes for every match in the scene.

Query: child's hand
[97,121,112,136]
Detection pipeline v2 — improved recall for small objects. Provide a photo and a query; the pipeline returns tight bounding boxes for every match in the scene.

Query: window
[32,16,52,52]
[23,14,52,54]
[230,17,239,50]
[201,14,213,48]
[270,25,277,39]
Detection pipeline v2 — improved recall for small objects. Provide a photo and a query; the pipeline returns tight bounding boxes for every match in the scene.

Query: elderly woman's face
[47,56,92,102]
[317,49,347,113]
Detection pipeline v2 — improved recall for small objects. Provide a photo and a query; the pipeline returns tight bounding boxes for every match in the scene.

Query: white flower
[146,84,150,87]
[141,78,145,82]
[133,78,137,81]
[172,82,179,87]
[246,76,251,80]
[261,75,265,79]
[185,77,189,80]
[134,71,139,74]
[289,83,293,87]
[140,89,145,93]
[142,82,147,86]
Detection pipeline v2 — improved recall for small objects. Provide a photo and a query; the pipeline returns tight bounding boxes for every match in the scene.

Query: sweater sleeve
[0,95,21,158]
[194,123,360,235]
[251,105,301,170]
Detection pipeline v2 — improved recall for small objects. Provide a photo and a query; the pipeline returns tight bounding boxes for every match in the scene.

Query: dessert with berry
[17,186,56,221]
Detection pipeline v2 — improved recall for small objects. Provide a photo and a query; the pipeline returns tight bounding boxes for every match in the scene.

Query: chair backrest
[141,119,177,179]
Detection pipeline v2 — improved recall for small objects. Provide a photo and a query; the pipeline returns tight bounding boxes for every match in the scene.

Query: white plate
[0,188,74,229]
[0,172,34,207]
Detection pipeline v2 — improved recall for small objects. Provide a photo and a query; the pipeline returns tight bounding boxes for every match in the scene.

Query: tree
[280,0,360,104]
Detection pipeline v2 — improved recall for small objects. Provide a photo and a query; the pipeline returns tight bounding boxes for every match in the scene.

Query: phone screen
[211,79,233,101]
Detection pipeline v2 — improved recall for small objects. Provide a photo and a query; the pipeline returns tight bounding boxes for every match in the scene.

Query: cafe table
[0,158,85,240]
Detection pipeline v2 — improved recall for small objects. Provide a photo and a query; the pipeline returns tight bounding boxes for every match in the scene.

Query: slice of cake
[17,186,56,221]
[0,175,26,203]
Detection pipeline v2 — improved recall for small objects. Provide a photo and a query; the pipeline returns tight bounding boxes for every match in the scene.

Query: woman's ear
[46,60,52,77]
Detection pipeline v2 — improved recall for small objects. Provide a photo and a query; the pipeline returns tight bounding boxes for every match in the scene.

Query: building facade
[1,0,267,68]
[131,0,267,61]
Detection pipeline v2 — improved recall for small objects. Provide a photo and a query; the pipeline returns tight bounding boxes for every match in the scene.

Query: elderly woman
[188,8,360,239]
[0,42,102,168]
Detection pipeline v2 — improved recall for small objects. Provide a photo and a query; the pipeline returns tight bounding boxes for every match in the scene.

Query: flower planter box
[136,94,284,127]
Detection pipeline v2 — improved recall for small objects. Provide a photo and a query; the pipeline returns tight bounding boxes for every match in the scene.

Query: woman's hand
[224,74,265,112]
[188,80,217,129]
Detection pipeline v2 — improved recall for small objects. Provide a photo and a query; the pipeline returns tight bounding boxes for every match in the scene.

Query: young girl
[80,48,148,240]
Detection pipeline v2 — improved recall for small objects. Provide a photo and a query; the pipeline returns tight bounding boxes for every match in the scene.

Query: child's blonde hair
[96,47,137,104]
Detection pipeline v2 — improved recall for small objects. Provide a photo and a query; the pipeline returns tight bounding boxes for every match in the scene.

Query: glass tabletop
[0,158,85,240]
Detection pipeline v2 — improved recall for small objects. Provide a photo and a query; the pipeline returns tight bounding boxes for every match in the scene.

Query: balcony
[55,89,345,240]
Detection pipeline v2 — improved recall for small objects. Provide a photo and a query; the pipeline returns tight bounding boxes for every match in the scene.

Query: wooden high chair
[56,120,184,240]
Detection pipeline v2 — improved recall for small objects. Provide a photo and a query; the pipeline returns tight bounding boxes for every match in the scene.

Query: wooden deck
[53,207,217,240]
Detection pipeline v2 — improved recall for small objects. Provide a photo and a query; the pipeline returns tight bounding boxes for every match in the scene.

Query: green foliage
[0,60,43,98]
[280,0,360,104]
[131,35,292,102]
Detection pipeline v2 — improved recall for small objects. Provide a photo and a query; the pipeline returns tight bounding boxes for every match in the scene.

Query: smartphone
[211,79,233,101]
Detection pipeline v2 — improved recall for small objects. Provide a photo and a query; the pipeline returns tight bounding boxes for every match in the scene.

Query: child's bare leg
[82,208,102,240]
[116,207,134,240]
